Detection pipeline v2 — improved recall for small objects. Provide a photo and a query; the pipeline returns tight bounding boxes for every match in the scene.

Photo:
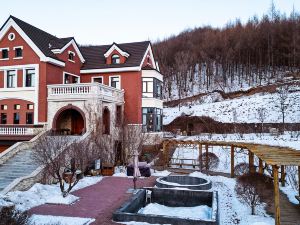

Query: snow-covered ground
[0,176,103,212]
[164,91,300,125]
[138,203,211,220]
[29,215,95,225]
[190,172,275,225]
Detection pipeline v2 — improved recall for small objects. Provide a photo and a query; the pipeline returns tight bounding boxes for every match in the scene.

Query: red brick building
[0,16,163,144]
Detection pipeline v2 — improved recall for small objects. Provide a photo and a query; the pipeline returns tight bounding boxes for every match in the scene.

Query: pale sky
[1,0,299,45]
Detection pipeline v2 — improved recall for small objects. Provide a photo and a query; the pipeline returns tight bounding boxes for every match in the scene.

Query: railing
[47,83,124,102]
[0,127,35,136]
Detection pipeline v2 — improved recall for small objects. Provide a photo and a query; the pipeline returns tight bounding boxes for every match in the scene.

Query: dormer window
[68,51,75,62]
[112,54,120,64]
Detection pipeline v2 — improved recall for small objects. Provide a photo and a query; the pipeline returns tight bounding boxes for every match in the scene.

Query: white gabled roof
[104,43,130,58]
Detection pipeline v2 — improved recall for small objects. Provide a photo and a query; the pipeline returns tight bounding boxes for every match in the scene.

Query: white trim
[104,44,130,58]
[8,32,15,41]
[63,71,80,84]
[139,44,156,69]
[109,75,121,89]
[142,98,163,108]
[68,50,75,56]
[0,64,40,70]
[13,57,23,60]
[80,66,140,74]
[91,76,104,83]
[13,46,23,50]
[34,64,39,124]
[68,51,75,63]
[0,47,9,51]
[43,57,65,67]
[0,58,9,61]
[142,70,163,82]
[51,39,85,63]
[0,18,65,67]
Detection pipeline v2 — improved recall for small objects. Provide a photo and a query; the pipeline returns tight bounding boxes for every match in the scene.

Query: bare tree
[256,107,267,136]
[275,85,291,133]
[32,134,83,197]
[121,124,149,165]
[235,173,273,215]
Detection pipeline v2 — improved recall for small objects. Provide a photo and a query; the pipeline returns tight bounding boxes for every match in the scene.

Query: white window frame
[23,68,36,87]
[111,54,120,64]
[0,47,9,61]
[109,75,121,89]
[63,72,80,84]
[4,69,17,88]
[13,46,23,59]
[68,51,75,63]
[91,76,104,84]
[8,32,15,41]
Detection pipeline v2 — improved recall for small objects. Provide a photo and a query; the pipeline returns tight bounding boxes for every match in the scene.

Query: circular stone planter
[156,175,212,190]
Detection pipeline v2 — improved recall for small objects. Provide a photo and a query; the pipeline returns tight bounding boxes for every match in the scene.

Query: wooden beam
[199,144,202,171]
[205,144,209,172]
[249,150,255,173]
[273,165,281,225]
[231,145,234,178]
[258,158,264,174]
[281,165,285,187]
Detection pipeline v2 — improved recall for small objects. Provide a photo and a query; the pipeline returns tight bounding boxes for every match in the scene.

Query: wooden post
[273,165,281,225]
[249,150,255,173]
[162,142,167,169]
[230,145,234,178]
[198,143,202,171]
[281,165,285,187]
[205,144,209,172]
[298,166,300,197]
[258,158,264,174]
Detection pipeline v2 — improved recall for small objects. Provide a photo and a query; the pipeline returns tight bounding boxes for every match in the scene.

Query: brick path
[29,176,156,225]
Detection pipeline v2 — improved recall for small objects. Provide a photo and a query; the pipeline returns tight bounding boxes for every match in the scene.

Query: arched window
[103,107,110,135]
[111,54,120,64]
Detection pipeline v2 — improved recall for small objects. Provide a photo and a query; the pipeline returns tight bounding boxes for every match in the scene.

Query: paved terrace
[30,176,156,225]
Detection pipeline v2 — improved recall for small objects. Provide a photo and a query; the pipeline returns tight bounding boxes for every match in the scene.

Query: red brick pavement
[29,176,156,225]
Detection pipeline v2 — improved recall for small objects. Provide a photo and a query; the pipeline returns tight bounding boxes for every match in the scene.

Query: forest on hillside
[153,3,300,100]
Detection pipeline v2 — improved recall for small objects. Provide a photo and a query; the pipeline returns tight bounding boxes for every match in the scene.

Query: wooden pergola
[163,140,300,225]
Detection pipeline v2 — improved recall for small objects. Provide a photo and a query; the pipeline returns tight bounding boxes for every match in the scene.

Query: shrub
[234,162,249,176]
[235,173,273,215]
[0,205,28,225]
[201,152,219,170]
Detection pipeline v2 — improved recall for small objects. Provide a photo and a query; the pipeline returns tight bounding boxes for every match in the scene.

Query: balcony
[47,83,124,103]
[0,125,42,140]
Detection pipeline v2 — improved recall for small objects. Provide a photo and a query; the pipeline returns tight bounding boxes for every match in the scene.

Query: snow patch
[29,215,95,225]
[1,176,103,211]
[138,203,211,220]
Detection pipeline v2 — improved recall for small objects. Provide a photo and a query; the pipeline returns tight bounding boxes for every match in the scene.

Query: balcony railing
[0,127,35,136]
[47,83,124,102]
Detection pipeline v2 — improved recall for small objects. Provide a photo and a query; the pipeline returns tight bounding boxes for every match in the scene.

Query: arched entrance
[53,105,86,135]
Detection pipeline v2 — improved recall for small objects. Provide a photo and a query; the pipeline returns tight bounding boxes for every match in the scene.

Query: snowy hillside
[163,90,300,125]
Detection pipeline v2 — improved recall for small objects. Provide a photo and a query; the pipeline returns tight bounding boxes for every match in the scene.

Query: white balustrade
[0,127,34,136]
[48,83,123,102]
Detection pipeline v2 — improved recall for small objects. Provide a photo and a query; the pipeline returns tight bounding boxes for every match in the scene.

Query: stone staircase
[0,133,90,194]
[0,149,38,192]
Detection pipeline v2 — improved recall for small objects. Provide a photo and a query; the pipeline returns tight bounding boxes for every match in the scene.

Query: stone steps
[0,149,38,192]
